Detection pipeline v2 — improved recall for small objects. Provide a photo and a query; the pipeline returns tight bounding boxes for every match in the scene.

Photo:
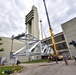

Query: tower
[25,5,39,39]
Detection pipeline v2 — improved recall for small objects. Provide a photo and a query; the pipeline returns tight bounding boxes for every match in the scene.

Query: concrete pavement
[14,60,76,75]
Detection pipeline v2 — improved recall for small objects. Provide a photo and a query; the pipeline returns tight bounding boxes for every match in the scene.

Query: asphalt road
[14,60,76,75]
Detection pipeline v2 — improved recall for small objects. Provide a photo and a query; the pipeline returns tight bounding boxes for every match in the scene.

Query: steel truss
[10,32,52,58]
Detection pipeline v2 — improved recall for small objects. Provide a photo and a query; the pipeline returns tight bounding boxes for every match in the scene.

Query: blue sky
[0,0,76,39]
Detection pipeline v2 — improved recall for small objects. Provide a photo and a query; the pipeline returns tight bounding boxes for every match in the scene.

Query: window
[56,42,68,50]
[55,35,65,42]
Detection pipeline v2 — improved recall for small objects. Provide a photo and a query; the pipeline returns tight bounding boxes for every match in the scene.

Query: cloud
[0,0,76,39]
[43,0,76,36]
[0,0,26,37]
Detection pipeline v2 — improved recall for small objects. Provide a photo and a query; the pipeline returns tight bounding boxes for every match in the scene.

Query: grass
[0,65,23,75]
[24,59,48,63]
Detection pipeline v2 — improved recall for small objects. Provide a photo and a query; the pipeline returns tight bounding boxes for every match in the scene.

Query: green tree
[0,38,4,51]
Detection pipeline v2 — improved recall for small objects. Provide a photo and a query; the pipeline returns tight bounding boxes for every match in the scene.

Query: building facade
[0,6,41,63]
[0,37,29,62]
[0,36,42,63]
[42,32,69,55]
[61,17,76,57]
[25,5,39,39]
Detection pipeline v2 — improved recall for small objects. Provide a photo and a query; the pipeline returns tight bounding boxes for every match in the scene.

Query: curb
[18,66,25,73]
[10,66,25,75]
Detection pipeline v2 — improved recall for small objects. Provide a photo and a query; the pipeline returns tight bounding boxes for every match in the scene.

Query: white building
[0,36,41,63]
[0,37,29,62]
[0,6,41,63]
[61,17,76,57]
[25,5,39,39]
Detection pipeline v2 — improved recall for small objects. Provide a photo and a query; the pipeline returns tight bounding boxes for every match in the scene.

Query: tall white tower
[25,5,39,39]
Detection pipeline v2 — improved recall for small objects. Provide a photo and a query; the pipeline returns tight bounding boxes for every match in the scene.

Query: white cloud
[0,0,76,39]
[0,0,26,37]
[44,0,76,35]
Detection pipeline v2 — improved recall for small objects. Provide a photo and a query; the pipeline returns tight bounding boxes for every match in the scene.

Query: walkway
[14,60,76,75]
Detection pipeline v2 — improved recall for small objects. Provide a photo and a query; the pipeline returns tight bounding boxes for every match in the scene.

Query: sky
[0,0,76,39]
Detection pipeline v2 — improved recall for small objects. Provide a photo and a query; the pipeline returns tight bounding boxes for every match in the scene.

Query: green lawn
[0,65,23,75]
[24,59,48,63]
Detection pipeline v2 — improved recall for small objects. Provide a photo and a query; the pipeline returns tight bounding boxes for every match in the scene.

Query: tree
[0,38,4,51]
